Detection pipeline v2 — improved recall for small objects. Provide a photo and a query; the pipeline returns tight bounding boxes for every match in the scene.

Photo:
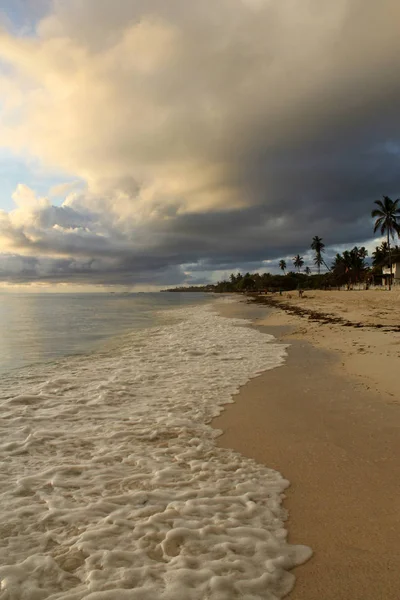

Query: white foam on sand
[0,299,311,599]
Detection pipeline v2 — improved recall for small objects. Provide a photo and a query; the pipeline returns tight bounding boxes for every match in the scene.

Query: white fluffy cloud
[0,0,400,285]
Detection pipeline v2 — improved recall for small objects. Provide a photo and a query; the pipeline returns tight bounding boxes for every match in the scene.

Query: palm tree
[279,259,286,274]
[372,241,389,267]
[331,247,368,289]
[311,236,325,274]
[371,196,400,290]
[305,266,311,275]
[293,255,304,272]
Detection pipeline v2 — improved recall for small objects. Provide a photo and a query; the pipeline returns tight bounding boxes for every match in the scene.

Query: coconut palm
[305,266,311,275]
[279,259,287,274]
[331,247,368,289]
[371,196,400,290]
[372,241,389,267]
[293,255,304,272]
[311,236,325,274]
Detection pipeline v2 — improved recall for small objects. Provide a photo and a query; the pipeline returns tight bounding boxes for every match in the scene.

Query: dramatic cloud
[0,0,400,285]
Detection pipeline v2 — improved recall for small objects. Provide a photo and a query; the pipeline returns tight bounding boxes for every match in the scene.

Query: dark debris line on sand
[247,294,400,333]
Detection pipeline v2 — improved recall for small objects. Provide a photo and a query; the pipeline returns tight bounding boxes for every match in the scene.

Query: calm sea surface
[0,292,211,375]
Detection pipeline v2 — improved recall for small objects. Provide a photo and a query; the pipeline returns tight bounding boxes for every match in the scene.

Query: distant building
[382,261,400,285]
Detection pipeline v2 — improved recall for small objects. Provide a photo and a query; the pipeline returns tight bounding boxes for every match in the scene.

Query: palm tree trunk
[388,229,392,291]
[322,258,331,272]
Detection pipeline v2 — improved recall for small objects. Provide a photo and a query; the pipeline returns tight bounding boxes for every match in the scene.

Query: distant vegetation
[165,196,400,293]
[212,271,329,293]
[161,285,216,292]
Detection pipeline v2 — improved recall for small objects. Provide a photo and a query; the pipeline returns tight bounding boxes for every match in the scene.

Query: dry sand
[212,293,400,599]
[255,289,400,402]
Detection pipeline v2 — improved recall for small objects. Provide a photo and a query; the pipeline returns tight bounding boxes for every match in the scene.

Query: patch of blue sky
[0,0,50,36]
[0,148,84,211]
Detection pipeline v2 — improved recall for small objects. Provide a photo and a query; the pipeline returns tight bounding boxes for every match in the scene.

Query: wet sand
[213,299,400,599]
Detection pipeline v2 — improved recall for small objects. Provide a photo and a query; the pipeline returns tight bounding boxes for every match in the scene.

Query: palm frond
[374,199,385,211]
[392,198,400,215]
[373,217,384,233]
[383,196,394,211]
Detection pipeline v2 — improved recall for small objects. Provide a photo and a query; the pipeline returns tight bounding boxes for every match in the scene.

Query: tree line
[166,196,400,293]
[214,196,400,292]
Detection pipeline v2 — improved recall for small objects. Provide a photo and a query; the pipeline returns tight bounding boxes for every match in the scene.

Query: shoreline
[212,296,400,599]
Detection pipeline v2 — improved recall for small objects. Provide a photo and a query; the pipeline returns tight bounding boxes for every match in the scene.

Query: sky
[0,0,399,290]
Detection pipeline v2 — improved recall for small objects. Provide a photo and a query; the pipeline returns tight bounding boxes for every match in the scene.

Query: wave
[0,299,311,599]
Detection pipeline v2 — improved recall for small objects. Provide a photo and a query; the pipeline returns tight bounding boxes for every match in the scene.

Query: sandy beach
[213,292,400,599]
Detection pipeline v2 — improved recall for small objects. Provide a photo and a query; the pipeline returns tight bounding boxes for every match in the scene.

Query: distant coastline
[161,285,216,292]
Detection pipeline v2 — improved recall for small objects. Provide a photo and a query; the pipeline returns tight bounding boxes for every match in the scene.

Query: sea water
[0,293,212,375]
[0,293,311,599]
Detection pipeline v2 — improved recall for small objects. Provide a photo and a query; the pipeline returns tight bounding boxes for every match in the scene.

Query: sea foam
[0,299,311,599]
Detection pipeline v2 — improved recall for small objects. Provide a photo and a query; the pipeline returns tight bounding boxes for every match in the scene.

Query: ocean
[0,292,213,376]
[0,292,310,599]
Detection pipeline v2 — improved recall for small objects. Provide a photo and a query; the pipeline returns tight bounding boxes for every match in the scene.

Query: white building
[382,261,400,285]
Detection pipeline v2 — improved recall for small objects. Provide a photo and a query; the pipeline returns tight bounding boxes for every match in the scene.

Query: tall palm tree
[293,255,304,272]
[279,259,286,274]
[311,236,325,274]
[371,196,400,290]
